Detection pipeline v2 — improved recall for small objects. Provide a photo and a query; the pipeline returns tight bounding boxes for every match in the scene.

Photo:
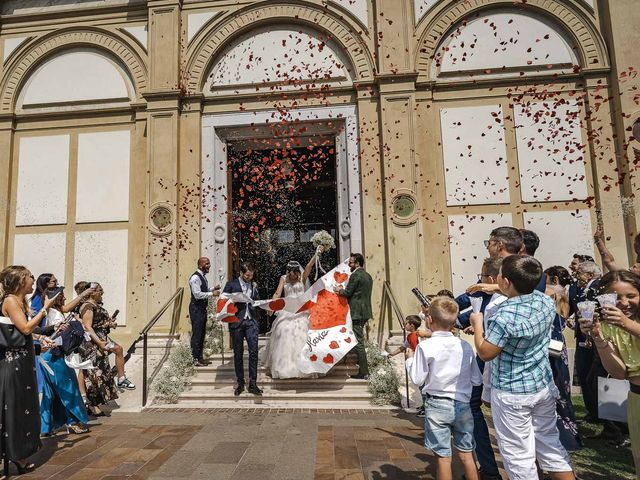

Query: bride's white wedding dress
[264,277,311,379]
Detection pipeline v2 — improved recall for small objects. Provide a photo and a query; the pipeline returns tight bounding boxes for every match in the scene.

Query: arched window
[17,48,134,110]
[204,25,355,95]
[432,10,579,80]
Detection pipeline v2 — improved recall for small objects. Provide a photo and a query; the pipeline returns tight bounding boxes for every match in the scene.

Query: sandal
[67,423,89,434]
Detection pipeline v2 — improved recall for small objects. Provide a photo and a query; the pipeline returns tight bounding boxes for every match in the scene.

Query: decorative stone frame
[0,27,148,113]
[185,2,375,94]
[414,0,609,83]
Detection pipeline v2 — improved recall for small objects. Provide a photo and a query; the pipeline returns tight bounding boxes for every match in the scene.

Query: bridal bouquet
[311,230,336,254]
[310,230,335,279]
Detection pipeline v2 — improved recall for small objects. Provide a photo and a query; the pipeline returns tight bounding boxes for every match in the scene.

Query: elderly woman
[580,270,640,476]
[0,266,57,474]
[77,283,130,416]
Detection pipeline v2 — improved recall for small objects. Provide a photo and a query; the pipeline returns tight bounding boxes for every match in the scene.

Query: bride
[264,252,318,379]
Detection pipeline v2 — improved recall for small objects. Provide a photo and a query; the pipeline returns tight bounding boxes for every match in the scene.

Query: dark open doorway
[227,140,340,309]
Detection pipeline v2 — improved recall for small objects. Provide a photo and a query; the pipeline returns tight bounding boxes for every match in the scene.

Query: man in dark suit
[223,262,263,396]
[335,253,373,379]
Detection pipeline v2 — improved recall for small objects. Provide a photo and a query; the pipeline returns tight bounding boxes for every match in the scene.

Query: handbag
[548,338,564,358]
[598,376,629,423]
[0,316,26,348]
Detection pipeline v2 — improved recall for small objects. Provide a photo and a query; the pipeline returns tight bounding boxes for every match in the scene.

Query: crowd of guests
[0,268,134,476]
[405,226,640,480]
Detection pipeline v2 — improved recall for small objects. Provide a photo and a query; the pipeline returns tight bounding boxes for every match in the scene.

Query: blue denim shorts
[424,396,476,457]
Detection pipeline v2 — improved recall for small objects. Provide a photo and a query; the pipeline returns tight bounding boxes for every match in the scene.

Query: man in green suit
[335,253,373,379]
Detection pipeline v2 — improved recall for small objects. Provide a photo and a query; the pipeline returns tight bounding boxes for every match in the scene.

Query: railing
[123,287,184,407]
[377,281,411,408]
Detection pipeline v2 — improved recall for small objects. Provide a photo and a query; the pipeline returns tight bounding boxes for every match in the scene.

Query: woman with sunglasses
[263,252,318,379]
[580,270,640,475]
[0,266,58,475]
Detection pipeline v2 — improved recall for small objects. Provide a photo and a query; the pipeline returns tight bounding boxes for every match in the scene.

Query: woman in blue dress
[31,274,94,394]
[39,287,89,436]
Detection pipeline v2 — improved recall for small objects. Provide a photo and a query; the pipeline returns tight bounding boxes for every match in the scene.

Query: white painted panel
[74,230,128,324]
[447,213,513,295]
[187,11,220,43]
[76,130,130,223]
[440,105,510,206]
[122,25,147,50]
[16,135,69,226]
[12,232,66,286]
[436,12,576,73]
[208,26,352,88]
[524,210,594,270]
[414,0,438,23]
[3,36,28,62]
[330,0,368,27]
[515,100,588,202]
[21,50,130,105]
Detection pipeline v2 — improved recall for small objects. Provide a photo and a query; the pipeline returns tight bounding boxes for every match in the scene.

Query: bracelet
[593,336,608,347]
[39,308,47,316]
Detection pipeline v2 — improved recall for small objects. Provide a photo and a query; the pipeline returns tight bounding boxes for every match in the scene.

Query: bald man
[189,257,220,366]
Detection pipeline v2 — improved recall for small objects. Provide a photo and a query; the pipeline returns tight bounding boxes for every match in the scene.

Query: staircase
[171,336,382,408]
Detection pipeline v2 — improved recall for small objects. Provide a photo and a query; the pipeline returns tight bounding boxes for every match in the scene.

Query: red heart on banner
[345,337,352,343]
[329,341,339,349]
[223,316,239,323]
[296,299,316,314]
[308,290,349,331]
[310,354,317,362]
[340,327,347,333]
[334,272,349,284]
[269,298,285,311]
[322,353,334,364]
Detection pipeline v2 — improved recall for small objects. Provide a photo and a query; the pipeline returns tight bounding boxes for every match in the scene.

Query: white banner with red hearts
[215,261,358,374]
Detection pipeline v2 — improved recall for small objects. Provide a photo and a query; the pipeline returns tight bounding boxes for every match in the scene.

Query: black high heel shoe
[10,460,35,474]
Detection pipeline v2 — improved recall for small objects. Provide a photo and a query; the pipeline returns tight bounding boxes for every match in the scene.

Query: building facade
[1,0,639,343]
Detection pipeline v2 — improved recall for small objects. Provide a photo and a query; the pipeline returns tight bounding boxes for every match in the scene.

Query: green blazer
[342,268,373,321]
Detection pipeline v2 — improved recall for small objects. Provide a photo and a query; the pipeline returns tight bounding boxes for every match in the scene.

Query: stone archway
[413,0,609,82]
[185,2,375,94]
[0,27,148,113]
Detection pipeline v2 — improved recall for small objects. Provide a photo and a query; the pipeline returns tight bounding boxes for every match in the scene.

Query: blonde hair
[0,265,31,315]
[428,297,459,329]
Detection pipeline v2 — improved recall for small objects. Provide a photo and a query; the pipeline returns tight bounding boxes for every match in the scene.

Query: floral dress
[78,302,118,407]
[0,305,42,461]
[550,313,582,451]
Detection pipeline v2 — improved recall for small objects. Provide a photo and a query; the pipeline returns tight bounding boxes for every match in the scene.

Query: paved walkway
[12,408,505,480]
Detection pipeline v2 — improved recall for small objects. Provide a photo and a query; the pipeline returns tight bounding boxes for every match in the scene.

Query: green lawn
[570,396,636,480]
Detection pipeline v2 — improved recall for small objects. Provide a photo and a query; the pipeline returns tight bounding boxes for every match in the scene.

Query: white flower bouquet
[311,230,336,254]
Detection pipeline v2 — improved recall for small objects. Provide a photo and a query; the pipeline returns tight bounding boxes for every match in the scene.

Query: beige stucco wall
[0,0,638,348]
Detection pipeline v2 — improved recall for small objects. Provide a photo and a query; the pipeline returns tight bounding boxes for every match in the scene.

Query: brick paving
[11,408,506,480]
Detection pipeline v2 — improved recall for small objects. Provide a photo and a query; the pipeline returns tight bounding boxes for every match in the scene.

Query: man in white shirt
[406,297,482,480]
[188,257,220,366]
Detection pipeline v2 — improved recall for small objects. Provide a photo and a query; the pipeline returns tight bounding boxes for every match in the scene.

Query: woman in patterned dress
[78,283,119,416]
[0,266,57,475]
[545,266,582,451]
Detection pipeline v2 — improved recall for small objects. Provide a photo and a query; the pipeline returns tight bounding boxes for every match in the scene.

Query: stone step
[178,385,374,405]
[189,375,368,387]
[193,364,357,374]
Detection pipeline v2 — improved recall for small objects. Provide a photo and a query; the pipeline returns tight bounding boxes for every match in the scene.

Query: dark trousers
[189,303,207,361]
[470,356,499,476]
[230,319,259,386]
[575,345,597,418]
[352,320,369,376]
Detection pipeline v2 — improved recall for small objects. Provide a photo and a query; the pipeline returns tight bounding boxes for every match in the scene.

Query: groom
[223,262,263,396]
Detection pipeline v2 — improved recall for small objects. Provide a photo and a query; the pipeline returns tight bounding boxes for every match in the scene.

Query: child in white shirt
[406,297,482,480]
